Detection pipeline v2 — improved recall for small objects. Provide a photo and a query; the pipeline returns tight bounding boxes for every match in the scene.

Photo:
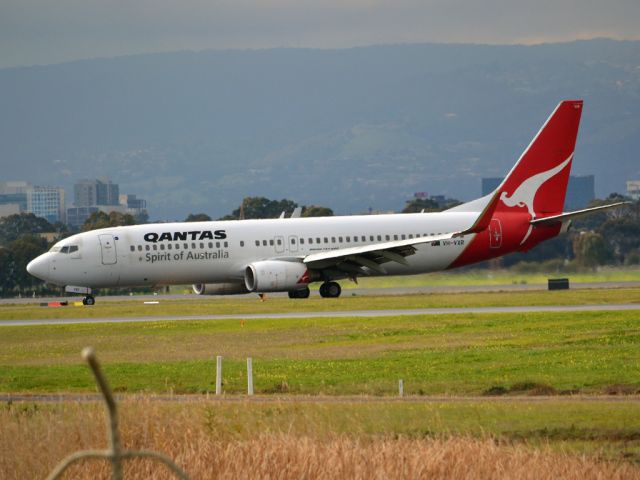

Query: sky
[1,0,639,69]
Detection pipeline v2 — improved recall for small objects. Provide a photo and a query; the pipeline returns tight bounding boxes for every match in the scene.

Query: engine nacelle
[192,282,250,295]
[244,260,316,292]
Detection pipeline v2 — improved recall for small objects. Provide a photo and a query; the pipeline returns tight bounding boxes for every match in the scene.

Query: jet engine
[244,260,317,292]
[192,283,250,295]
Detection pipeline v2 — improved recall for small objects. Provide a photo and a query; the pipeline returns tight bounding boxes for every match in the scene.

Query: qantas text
[144,230,227,243]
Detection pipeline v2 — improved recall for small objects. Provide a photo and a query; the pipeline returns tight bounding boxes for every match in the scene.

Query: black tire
[288,287,311,299]
[326,282,341,298]
[320,282,341,298]
[83,295,95,306]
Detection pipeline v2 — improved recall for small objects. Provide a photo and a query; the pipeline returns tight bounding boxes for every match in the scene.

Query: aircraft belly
[382,240,469,276]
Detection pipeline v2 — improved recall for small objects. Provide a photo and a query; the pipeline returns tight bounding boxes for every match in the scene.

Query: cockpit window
[50,245,79,254]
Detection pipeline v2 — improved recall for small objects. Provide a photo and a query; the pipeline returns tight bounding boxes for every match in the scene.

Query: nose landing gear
[82,295,95,306]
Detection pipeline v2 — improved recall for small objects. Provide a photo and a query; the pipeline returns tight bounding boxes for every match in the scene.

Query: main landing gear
[319,281,341,298]
[288,287,310,299]
[82,295,95,306]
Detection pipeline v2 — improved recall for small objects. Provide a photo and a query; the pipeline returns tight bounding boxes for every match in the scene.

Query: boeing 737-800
[27,100,624,304]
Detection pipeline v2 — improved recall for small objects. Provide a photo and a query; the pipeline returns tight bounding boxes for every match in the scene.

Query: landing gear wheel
[288,287,310,299]
[82,295,95,306]
[319,281,341,298]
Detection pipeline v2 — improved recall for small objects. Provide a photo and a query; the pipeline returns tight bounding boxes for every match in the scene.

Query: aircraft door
[274,236,285,254]
[489,219,502,249]
[288,235,299,253]
[99,234,118,265]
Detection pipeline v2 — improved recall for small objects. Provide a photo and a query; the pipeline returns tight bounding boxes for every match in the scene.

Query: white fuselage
[28,211,477,289]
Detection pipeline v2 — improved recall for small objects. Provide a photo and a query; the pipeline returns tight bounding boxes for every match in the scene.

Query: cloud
[1,0,639,68]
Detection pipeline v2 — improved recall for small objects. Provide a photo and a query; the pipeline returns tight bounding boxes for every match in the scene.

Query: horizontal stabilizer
[529,202,629,226]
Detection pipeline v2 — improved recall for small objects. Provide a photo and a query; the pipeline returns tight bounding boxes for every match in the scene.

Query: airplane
[27,100,626,305]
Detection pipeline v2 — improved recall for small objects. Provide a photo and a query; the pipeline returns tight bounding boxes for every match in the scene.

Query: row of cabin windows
[130,241,229,252]
[241,232,446,248]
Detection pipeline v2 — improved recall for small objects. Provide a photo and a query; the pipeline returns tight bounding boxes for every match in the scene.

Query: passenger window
[308,238,313,244]
[130,246,134,252]
[153,245,158,251]
[224,242,228,248]
[263,240,268,246]
[394,235,399,240]
[300,238,305,244]
[370,236,374,241]
[344,236,349,242]
[255,240,260,247]
[339,237,343,242]
[138,245,142,251]
[317,238,321,244]
[208,242,213,248]
[184,243,189,249]
[192,243,197,249]
[291,238,296,244]
[324,238,328,243]
[175,244,180,250]
[331,237,336,243]
[269,239,274,246]
[168,244,172,250]
[240,241,245,247]
[277,239,282,245]
[361,236,366,242]
[408,234,413,239]
[160,244,165,250]
[146,245,150,251]
[401,234,406,240]
[385,235,390,241]
[216,242,220,248]
[199,242,204,249]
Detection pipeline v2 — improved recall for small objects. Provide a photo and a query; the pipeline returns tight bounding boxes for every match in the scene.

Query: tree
[81,211,136,231]
[0,213,53,246]
[185,213,212,222]
[572,231,613,268]
[402,198,441,213]
[9,234,49,292]
[0,247,16,296]
[301,205,334,217]
[219,197,299,220]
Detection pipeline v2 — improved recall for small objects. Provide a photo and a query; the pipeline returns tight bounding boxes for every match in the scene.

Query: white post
[215,356,222,395]
[247,357,254,396]
[399,379,404,397]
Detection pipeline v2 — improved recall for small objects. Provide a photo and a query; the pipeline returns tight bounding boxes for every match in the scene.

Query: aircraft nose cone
[27,255,49,281]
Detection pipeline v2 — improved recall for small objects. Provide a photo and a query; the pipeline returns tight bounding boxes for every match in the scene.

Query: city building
[27,186,66,224]
[627,180,640,201]
[481,175,595,210]
[74,178,119,207]
[67,179,148,228]
[0,181,65,223]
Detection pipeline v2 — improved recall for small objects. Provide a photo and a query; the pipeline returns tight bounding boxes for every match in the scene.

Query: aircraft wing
[302,232,459,274]
[302,190,501,275]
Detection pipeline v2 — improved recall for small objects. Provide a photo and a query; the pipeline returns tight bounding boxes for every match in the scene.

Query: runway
[2,303,639,327]
[2,280,639,305]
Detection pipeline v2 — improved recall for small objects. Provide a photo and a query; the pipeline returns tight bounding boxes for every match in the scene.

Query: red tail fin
[495,100,583,218]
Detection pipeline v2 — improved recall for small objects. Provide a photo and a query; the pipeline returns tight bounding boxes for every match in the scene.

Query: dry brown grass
[1,400,639,480]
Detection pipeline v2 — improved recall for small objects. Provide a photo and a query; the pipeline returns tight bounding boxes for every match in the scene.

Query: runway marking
[2,303,639,327]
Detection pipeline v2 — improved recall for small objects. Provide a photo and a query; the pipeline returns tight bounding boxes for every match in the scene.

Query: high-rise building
[0,182,65,223]
[627,180,640,201]
[74,178,119,207]
[27,186,65,224]
[481,175,595,210]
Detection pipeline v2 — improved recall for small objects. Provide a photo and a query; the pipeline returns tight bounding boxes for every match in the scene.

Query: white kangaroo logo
[499,153,573,244]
